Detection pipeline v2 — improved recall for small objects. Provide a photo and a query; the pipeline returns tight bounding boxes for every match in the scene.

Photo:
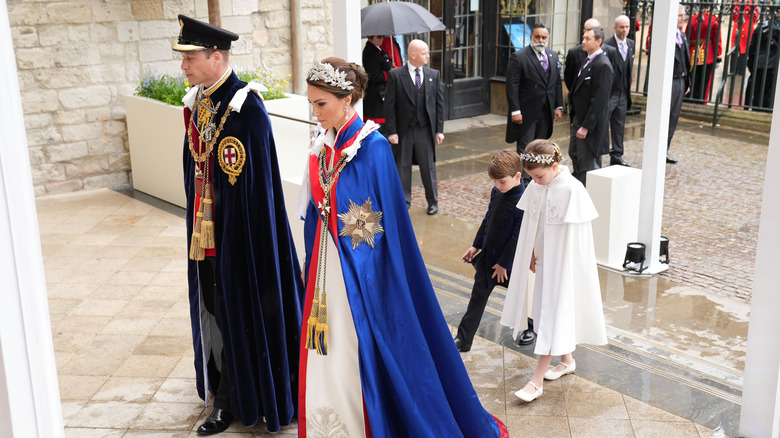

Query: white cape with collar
[501,166,607,356]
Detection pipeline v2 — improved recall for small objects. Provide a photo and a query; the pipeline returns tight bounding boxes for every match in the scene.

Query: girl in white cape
[500,139,607,402]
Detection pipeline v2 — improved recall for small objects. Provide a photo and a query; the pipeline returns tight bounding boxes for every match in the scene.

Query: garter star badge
[217,136,246,185]
[338,198,384,249]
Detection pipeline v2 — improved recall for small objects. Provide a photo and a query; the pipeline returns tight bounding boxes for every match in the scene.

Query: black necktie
[415,68,421,89]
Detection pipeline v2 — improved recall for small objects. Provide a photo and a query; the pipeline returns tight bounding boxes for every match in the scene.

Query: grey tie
[620,42,627,61]
[415,68,421,89]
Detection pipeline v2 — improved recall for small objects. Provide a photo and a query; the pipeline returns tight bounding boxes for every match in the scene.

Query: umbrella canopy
[360,1,446,38]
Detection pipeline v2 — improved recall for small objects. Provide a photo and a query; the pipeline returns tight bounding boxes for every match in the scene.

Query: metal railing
[628,0,778,124]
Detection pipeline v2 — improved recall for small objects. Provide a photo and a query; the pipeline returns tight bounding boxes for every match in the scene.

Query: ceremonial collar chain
[188,97,232,163]
[307,60,354,90]
[520,153,555,165]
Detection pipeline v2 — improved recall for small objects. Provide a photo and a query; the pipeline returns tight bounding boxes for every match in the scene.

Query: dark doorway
[428,0,489,119]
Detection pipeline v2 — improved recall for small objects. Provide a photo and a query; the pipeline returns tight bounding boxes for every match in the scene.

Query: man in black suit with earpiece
[385,39,445,215]
[567,26,614,186]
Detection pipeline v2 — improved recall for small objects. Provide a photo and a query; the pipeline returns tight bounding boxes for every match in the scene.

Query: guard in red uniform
[686,9,722,101]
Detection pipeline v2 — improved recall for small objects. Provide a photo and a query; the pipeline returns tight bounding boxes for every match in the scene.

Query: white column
[332,0,363,63]
[635,0,678,274]
[331,0,363,116]
[0,1,64,436]
[739,75,780,438]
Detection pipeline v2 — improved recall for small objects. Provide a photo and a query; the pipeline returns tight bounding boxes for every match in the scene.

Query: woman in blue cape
[295,57,509,437]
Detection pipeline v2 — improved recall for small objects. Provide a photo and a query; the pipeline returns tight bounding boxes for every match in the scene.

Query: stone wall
[9,0,332,196]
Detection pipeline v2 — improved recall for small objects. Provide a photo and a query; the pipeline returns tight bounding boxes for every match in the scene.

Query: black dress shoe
[610,157,630,167]
[426,204,438,215]
[517,317,536,345]
[666,155,678,164]
[454,337,472,352]
[197,407,233,435]
[517,329,536,345]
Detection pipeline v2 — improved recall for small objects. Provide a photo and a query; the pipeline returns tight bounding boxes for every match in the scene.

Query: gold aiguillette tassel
[305,288,320,350]
[199,183,215,249]
[189,201,205,260]
[315,290,328,355]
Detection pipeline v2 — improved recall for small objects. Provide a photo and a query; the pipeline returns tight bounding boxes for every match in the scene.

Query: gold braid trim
[305,148,349,356]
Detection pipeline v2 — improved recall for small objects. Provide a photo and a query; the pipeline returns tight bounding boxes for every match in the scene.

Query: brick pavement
[412,120,769,302]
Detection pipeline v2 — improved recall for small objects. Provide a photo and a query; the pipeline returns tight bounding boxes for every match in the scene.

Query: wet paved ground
[38,111,768,436]
[40,188,724,437]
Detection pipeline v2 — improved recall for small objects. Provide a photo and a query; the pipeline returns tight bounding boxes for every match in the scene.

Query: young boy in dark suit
[454,150,532,352]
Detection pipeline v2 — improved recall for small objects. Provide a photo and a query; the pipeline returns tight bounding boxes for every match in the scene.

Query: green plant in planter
[135,69,188,105]
[236,66,290,101]
[135,64,288,106]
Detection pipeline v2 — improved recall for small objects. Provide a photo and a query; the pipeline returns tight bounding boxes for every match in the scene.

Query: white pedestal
[586,166,642,271]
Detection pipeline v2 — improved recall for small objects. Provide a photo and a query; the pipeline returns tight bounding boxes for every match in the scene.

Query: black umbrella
[360,1,446,38]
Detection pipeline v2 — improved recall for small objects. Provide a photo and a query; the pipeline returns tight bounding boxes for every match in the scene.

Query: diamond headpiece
[520,153,555,165]
[307,60,354,91]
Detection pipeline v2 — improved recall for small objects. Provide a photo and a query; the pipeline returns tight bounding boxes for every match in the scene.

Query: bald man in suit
[385,39,445,215]
[603,15,635,166]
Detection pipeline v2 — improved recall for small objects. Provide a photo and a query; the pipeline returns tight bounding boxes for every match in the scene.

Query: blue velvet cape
[302,117,503,437]
[184,72,304,431]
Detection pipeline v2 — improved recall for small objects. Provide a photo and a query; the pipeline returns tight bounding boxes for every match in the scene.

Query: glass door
[444,0,489,118]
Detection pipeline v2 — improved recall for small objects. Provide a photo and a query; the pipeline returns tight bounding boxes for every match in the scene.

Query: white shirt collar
[587,48,604,61]
[407,62,423,80]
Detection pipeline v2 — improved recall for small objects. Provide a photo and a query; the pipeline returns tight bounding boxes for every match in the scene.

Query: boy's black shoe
[454,337,472,352]
[517,318,536,346]
[517,330,536,346]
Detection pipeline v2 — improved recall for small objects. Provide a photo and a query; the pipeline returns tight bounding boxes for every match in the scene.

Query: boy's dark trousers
[456,257,500,345]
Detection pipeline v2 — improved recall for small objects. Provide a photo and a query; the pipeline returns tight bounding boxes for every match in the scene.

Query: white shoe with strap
[514,381,543,402]
[544,360,576,381]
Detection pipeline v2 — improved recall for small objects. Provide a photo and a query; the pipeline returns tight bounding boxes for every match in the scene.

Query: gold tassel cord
[187,90,232,260]
[187,94,226,261]
[305,215,330,355]
[189,200,205,261]
[305,289,320,350]
[304,148,349,355]
[199,183,215,249]
[315,289,328,355]
[190,158,209,260]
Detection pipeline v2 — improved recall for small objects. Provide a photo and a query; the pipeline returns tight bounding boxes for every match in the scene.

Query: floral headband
[307,60,354,91]
[520,153,555,164]
[521,142,560,165]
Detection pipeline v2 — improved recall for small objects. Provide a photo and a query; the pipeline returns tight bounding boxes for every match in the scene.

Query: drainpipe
[290,0,305,95]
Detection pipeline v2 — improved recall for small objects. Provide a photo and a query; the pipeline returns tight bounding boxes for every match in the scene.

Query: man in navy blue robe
[173,15,304,435]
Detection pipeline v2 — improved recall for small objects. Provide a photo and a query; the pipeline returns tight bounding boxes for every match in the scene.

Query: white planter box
[124,95,187,208]
[262,93,312,179]
[124,93,312,209]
